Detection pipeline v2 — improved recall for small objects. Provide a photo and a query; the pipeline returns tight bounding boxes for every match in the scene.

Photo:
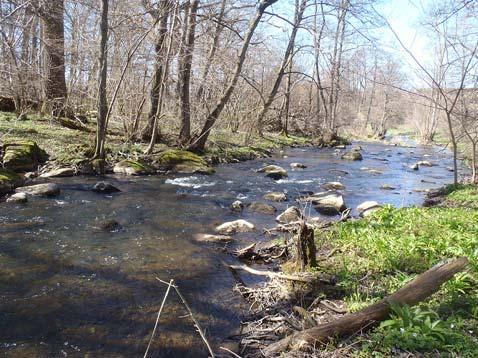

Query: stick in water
[144,279,174,358]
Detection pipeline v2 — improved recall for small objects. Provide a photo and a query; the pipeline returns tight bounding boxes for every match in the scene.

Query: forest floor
[0,111,347,170]
[239,184,478,357]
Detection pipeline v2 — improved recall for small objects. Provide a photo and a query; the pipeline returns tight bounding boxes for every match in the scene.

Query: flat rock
[323,181,345,190]
[248,201,277,215]
[92,181,121,194]
[114,160,155,175]
[6,192,27,203]
[276,206,302,223]
[341,151,363,161]
[40,167,75,178]
[263,192,288,202]
[193,233,233,243]
[290,162,307,169]
[257,165,288,180]
[357,201,381,217]
[16,183,60,197]
[215,219,255,234]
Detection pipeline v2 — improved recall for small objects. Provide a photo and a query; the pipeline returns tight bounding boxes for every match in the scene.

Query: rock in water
[231,200,244,212]
[193,233,233,243]
[113,160,155,175]
[357,201,382,217]
[94,219,121,232]
[15,183,60,197]
[410,163,419,171]
[276,206,302,223]
[92,181,121,194]
[248,201,277,215]
[156,149,214,174]
[417,160,434,167]
[341,150,363,161]
[301,192,347,214]
[263,192,288,202]
[6,192,27,203]
[323,181,345,190]
[0,169,23,194]
[2,140,48,171]
[257,165,288,180]
[40,167,75,178]
[380,184,396,190]
[290,162,307,169]
[215,219,255,234]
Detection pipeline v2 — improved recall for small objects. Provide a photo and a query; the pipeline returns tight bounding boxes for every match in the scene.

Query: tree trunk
[187,0,279,152]
[256,0,306,136]
[178,0,199,146]
[141,1,169,141]
[296,222,317,271]
[40,0,67,118]
[264,257,468,355]
[93,0,109,163]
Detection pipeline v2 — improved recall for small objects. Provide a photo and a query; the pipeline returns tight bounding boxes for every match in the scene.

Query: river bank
[236,184,478,357]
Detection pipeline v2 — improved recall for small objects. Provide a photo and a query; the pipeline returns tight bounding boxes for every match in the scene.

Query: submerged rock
[276,206,302,223]
[94,219,121,232]
[40,167,76,178]
[357,201,382,217]
[113,160,155,175]
[248,201,277,215]
[6,192,27,203]
[0,169,23,194]
[341,150,363,161]
[215,219,255,234]
[263,192,288,202]
[16,183,60,197]
[92,181,121,194]
[323,181,345,190]
[193,233,233,243]
[290,162,307,169]
[156,149,214,174]
[231,200,244,212]
[257,165,288,180]
[2,140,48,171]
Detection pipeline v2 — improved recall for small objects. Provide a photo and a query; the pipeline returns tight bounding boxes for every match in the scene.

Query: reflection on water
[0,141,466,357]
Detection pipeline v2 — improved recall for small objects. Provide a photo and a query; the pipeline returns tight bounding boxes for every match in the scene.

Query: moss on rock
[113,159,155,175]
[156,149,215,174]
[0,169,23,194]
[2,140,48,171]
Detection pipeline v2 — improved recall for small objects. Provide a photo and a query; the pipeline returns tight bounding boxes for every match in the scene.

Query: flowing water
[0,141,467,357]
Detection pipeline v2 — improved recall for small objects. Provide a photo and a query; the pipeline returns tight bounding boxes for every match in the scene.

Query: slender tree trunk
[141,1,169,141]
[187,0,279,152]
[40,0,67,118]
[178,0,199,146]
[256,0,306,136]
[93,0,109,163]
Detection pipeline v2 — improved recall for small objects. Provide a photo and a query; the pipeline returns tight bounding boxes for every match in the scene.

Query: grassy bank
[316,184,478,356]
[0,111,346,168]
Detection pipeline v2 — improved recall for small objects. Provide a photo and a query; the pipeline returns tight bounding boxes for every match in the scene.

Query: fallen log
[263,257,469,355]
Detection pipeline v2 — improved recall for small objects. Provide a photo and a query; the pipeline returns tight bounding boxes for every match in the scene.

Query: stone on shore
[113,160,155,175]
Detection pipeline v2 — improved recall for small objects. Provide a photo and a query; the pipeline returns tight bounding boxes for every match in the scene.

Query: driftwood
[296,221,317,270]
[263,257,469,355]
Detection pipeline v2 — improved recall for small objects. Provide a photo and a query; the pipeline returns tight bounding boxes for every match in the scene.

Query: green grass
[317,185,478,356]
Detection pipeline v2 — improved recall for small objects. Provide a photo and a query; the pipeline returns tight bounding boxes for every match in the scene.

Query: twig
[144,279,174,358]
[156,277,216,357]
[219,346,242,357]
[227,263,317,283]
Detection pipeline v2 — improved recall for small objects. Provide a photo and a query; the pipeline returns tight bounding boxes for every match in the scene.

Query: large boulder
[276,206,302,223]
[301,191,347,216]
[0,169,23,195]
[215,219,255,234]
[257,165,288,180]
[15,183,60,197]
[263,192,288,202]
[357,201,382,217]
[2,140,48,171]
[113,159,155,175]
[248,201,277,215]
[341,150,363,161]
[40,167,76,178]
[156,149,214,174]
